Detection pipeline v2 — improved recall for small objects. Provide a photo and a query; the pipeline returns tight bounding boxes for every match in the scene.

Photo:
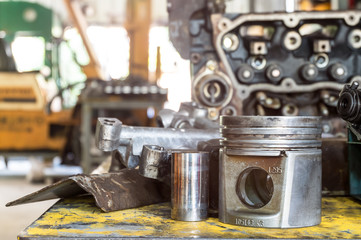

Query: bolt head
[271,69,281,78]
[243,70,251,78]
[307,68,316,76]
[336,67,345,76]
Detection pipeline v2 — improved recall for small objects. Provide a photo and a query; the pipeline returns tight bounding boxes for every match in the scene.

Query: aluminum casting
[219,116,322,228]
[139,145,171,183]
[96,117,220,168]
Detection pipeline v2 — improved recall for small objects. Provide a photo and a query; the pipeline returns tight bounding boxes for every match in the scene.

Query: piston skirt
[219,116,322,228]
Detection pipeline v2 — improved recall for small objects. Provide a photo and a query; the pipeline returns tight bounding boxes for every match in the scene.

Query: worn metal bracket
[6,169,170,212]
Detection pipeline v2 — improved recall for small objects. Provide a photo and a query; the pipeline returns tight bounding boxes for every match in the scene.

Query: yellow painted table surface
[19,196,361,239]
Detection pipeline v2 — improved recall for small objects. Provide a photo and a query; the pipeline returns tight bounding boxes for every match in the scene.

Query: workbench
[19,196,361,239]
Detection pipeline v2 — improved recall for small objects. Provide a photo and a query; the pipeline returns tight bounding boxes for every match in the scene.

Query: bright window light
[149,26,191,111]
[11,36,45,72]
[87,26,130,79]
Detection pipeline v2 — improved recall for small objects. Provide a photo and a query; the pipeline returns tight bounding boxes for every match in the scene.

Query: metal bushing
[250,56,267,70]
[348,29,361,49]
[312,53,329,69]
[222,33,239,52]
[171,151,209,221]
[283,31,302,51]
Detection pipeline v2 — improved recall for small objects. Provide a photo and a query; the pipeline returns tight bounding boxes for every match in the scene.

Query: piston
[219,116,322,228]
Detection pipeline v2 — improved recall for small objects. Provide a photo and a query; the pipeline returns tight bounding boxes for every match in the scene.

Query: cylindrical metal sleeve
[171,151,209,221]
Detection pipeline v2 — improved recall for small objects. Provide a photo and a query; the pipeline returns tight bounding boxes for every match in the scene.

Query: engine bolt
[237,64,254,83]
[307,68,316,77]
[336,67,345,76]
[300,63,318,81]
[329,63,347,82]
[243,70,251,78]
[266,64,283,83]
[271,69,281,78]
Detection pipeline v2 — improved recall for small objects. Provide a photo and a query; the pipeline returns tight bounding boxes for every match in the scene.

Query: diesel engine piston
[219,116,322,228]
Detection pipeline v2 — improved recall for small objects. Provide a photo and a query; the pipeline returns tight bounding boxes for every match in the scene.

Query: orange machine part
[0,110,73,151]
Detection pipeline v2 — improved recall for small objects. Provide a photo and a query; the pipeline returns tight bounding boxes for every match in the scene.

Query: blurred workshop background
[0,0,359,239]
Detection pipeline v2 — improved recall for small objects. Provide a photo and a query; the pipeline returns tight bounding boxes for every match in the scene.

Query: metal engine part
[338,81,361,200]
[338,81,361,126]
[168,2,359,195]
[156,102,219,129]
[171,151,209,221]
[6,169,170,212]
[139,145,171,183]
[95,117,220,169]
[219,116,322,228]
[168,4,361,135]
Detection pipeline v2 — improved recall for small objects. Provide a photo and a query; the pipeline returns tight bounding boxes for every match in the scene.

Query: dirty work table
[19,196,361,239]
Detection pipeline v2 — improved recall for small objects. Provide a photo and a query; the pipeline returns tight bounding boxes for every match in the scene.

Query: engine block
[169,1,361,136]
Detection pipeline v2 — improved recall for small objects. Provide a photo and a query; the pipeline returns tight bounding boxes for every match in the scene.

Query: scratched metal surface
[7,169,170,212]
[18,197,361,239]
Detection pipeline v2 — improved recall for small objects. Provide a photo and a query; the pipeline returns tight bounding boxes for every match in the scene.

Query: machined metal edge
[171,151,209,222]
[220,116,321,128]
[220,139,322,148]
[222,134,321,141]
[221,127,322,135]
